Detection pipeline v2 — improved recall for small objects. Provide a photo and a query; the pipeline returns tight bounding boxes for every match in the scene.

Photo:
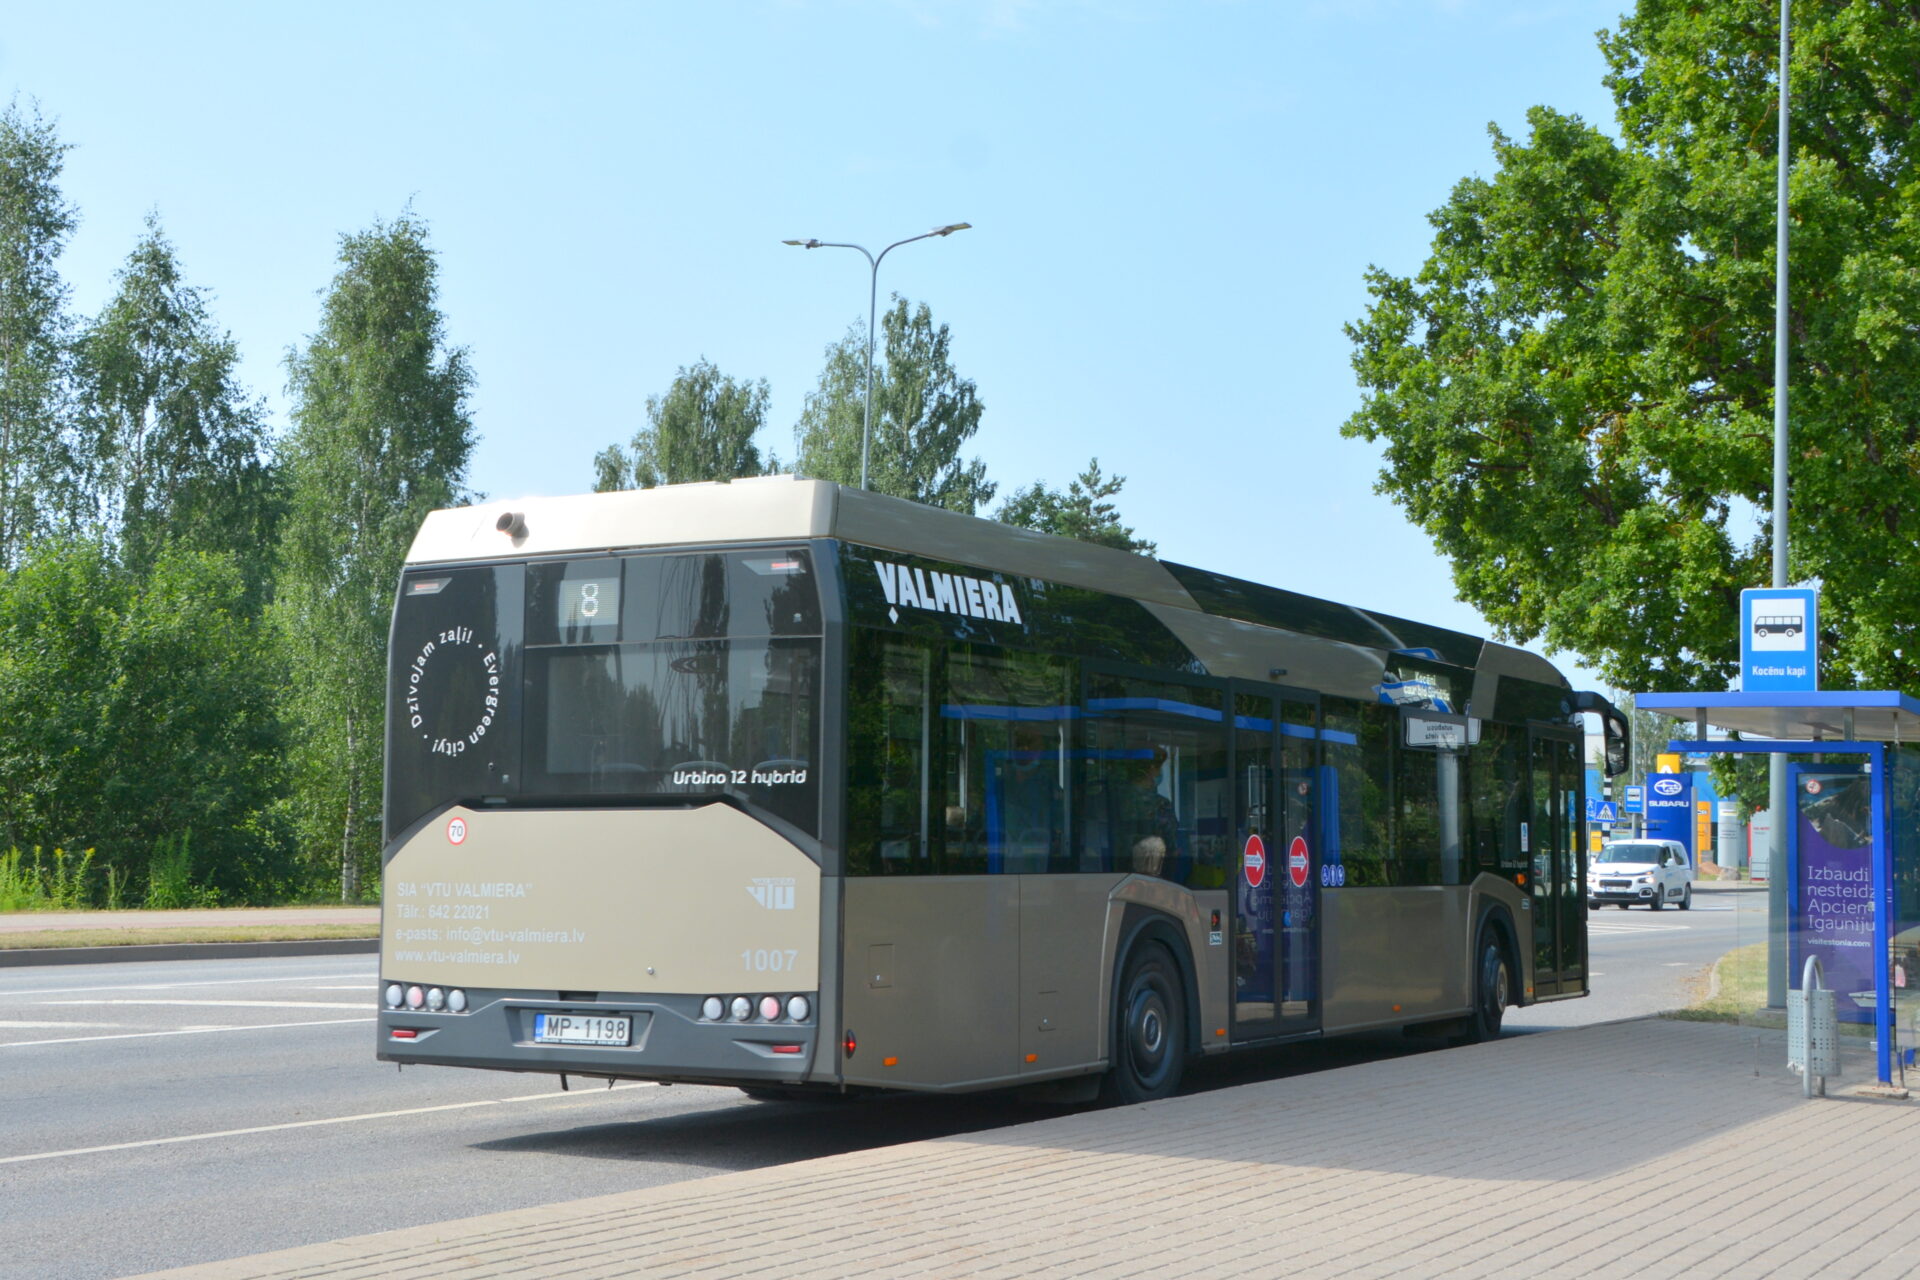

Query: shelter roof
[1637,690,1920,743]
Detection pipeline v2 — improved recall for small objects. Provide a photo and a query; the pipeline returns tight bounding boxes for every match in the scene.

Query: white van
[1589,839,1693,911]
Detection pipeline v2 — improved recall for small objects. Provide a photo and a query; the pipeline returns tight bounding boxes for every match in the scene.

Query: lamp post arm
[856,232,956,488]
[784,224,969,491]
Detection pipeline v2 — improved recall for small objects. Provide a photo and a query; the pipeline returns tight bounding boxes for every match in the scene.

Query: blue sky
[5,1,1624,690]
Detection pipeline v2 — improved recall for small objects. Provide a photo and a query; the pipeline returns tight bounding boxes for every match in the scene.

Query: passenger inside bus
[1125,748,1182,879]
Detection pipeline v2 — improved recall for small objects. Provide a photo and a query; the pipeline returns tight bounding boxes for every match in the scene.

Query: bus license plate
[533,1013,631,1046]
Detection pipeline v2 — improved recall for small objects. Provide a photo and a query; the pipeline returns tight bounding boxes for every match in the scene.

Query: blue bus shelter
[1638,691,1920,1086]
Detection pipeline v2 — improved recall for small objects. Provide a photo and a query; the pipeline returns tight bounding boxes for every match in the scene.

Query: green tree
[593,357,772,491]
[997,457,1156,554]
[0,540,289,902]
[0,100,79,568]
[74,213,275,593]
[795,296,994,514]
[275,213,475,900]
[1344,1,1920,693]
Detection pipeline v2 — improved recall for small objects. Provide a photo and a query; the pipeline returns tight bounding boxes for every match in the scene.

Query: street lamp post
[783,223,971,490]
[1768,0,1791,1009]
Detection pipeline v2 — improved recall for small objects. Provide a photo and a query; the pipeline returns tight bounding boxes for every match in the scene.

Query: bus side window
[1322,698,1390,887]
[847,632,936,875]
[1079,674,1229,886]
[1467,721,1525,874]
[941,647,1073,875]
[1393,728,1467,886]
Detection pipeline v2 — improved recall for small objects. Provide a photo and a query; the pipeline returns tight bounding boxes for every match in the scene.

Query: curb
[0,937,378,968]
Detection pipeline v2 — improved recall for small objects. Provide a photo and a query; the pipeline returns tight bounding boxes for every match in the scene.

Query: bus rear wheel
[1102,942,1185,1105]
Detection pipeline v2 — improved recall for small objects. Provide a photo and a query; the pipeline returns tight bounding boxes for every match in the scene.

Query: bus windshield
[386,547,822,841]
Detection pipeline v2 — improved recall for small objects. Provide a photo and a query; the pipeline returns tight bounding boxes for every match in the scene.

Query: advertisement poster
[1791,770,1875,1023]
[1644,773,1693,858]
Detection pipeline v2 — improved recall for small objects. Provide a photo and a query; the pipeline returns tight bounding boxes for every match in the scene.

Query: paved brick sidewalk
[131,1018,1920,1280]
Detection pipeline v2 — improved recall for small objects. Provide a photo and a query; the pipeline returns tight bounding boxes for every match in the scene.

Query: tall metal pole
[861,253,879,492]
[782,224,972,491]
[1768,0,1792,1009]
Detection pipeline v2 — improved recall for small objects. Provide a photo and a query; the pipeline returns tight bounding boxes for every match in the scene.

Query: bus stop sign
[1741,586,1819,693]
[1243,834,1266,888]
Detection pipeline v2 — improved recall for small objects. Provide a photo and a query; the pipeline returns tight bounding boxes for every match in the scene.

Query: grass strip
[0,924,376,950]
[1667,943,1774,1025]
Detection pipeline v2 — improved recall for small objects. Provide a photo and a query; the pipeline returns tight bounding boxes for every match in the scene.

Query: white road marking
[38,999,370,1011]
[0,1083,655,1166]
[6,971,373,998]
[1590,922,1690,934]
[0,1020,132,1030]
[311,985,376,991]
[0,1016,374,1048]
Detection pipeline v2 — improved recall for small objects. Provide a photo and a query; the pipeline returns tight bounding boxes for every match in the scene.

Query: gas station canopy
[1637,690,1920,743]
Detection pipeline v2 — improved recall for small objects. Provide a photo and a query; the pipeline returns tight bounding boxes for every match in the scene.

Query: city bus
[377,477,1625,1102]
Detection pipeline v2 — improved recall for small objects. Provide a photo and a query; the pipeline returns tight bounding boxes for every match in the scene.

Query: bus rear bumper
[375,988,821,1085]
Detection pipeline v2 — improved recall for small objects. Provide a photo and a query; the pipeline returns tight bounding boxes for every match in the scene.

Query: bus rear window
[520,548,823,836]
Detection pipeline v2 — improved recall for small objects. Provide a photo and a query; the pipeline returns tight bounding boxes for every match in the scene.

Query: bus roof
[407,476,1566,690]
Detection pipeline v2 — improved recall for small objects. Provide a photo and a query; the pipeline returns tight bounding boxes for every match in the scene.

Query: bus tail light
[384,984,403,1009]
[730,997,752,1021]
[702,997,724,1021]
[759,996,782,1021]
[786,995,810,1022]
[406,986,425,1009]
[844,1030,856,1058]
[448,989,468,1013]
[391,1028,418,1040]
[771,1044,803,1055]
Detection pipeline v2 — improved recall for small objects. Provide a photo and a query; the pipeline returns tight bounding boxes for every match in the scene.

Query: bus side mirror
[1571,691,1630,777]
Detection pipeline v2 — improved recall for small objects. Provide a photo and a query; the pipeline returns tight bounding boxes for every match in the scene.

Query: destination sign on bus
[559,576,619,632]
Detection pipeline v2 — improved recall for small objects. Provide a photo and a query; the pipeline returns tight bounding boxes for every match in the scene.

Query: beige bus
[376,477,1624,1102]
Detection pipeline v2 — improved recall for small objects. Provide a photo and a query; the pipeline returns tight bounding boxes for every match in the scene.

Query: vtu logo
[747,878,796,910]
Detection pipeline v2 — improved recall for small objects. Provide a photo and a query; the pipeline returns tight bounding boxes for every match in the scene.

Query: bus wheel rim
[1128,988,1169,1082]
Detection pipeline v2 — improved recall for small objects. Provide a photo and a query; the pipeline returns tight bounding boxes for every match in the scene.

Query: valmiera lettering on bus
[873,560,1023,626]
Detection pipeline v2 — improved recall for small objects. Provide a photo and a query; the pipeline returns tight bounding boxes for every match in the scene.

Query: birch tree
[0,101,78,567]
[275,213,475,899]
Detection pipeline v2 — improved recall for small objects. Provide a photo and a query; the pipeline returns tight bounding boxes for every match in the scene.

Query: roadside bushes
[0,540,296,904]
[0,846,95,911]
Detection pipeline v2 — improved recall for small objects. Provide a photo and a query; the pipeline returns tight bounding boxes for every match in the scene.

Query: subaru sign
[1741,586,1818,693]
[1644,773,1694,857]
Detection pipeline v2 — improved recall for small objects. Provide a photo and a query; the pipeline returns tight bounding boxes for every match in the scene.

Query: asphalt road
[0,892,1762,1280]
[1509,884,1763,1031]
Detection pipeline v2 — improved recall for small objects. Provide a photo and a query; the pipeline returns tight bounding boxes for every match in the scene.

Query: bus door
[1526,727,1586,997]
[1230,686,1321,1040]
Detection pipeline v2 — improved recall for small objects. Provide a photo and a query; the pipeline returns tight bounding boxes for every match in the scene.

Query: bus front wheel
[1458,928,1511,1045]
[1102,941,1186,1105]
